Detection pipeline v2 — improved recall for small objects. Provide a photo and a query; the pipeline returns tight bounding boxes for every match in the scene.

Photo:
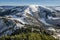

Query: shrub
[0,33,57,40]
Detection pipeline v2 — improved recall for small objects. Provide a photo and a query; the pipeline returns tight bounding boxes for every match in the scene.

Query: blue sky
[0,0,60,6]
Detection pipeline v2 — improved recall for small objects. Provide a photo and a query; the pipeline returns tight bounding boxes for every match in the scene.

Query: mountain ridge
[0,5,60,37]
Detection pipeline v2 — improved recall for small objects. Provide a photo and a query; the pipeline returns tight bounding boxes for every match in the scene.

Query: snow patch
[47,27,56,31]
[29,5,39,12]
[9,18,25,24]
[38,18,50,25]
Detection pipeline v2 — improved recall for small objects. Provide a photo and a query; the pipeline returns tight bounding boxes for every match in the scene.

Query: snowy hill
[0,5,60,36]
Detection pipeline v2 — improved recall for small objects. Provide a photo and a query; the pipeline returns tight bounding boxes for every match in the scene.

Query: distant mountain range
[0,5,60,36]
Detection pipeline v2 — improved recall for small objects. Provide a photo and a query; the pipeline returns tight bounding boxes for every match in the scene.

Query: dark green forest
[0,25,58,40]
